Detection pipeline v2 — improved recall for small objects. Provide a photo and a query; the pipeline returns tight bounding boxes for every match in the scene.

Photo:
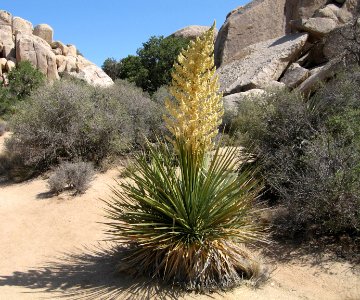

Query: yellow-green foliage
[165,23,223,155]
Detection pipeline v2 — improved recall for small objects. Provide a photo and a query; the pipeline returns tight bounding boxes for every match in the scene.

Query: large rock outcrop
[215,0,359,106]
[0,9,113,87]
[215,0,287,67]
[214,0,344,67]
[16,33,59,80]
[217,33,308,94]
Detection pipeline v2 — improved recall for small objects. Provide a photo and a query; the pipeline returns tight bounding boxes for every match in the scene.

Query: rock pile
[214,0,359,108]
[0,10,113,87]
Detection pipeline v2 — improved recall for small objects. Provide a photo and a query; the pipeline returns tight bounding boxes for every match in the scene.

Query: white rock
[290,17,338,39]
[76,55,92,70]
[16,33,59,81]
[51,41,69,56]
[56,55,79,73]
[5,60,15,72]
[67,44,77,56]
[70,64,113,87]
[0,30,15,58]
[55,55,66,68]
[0,58,7,70]
[33,24,53,44]
[172,25,218,40]
[217,33,308,95]
[280,63,310,88]
[264,80,287,90]
[223,89,266,111]
[65,56,77,72]
[297,60,340,95]
[12,17,33,35]
[52,48,62,56]
[0,10,12,32]
[314,6,339,22]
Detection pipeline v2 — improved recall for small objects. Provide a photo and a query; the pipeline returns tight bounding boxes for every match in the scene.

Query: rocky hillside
[0,10,113,87]
[212,0,359,109]
[1,1,358,93]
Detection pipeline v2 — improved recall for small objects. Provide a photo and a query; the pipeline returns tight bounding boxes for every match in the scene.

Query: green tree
[117,55,148,88]
[8,61,45,100]
[101,58,119,80]
[0,61,44,116]
[102,35,190,94]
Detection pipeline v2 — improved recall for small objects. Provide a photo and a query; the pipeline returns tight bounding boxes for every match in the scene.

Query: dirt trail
[0,133,359,300]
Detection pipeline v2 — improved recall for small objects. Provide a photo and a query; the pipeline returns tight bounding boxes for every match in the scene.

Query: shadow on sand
[0,243,186,300]
[261,236,360,273]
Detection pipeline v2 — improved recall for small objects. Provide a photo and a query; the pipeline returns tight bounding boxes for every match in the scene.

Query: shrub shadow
[36,191,54,200]
[0,243,184,300]
[262,235,360,272]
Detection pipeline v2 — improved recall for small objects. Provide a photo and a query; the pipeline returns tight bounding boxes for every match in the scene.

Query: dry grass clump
[48,161,94,195]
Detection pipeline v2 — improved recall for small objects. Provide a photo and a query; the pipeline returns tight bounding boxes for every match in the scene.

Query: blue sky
[1,1,249,67]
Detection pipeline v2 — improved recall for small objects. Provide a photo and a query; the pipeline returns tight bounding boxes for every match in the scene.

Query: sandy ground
[0,133,359,300]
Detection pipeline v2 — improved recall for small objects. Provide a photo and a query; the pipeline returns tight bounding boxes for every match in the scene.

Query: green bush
[230,69,360,236]
[4,79,164,179]
[0,61,45,116]
[48,161,95,195]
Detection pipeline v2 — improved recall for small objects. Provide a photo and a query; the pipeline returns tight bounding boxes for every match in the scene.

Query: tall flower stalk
[105,22,266,291]
[165,23,223,156]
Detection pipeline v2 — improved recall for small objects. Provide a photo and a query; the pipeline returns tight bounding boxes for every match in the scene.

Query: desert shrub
[48,161,95,194]
[310,68,360,119]
[105,25,266,292]
[231,69,360,236]
[281,124,360,234]
[0,61,45,116]
[5,78,163,177]
[108,80,165,145]
[0,152,34,182]
[151,85,170,106]
[233,89,317,192]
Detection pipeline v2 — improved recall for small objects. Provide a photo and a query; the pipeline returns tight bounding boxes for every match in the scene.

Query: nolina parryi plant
[105,23,266,291]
